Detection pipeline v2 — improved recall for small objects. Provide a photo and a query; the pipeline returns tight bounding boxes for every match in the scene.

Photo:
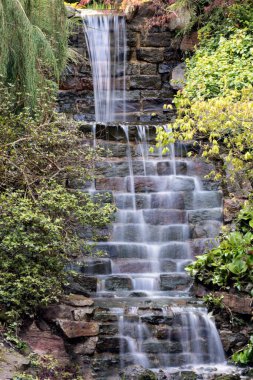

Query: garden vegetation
[0,1,114,327]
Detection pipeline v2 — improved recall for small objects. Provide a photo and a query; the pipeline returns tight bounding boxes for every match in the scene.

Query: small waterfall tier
[71,124,227,378]
[82,11,126,122]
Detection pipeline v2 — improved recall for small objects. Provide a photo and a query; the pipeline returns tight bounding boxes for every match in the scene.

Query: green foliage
[0,84,115,323]
[0,185,107,320]
[232,336,253,365]
[160,3,253,184]
[186,200,253,295]
[14,354,83,380]
[182,30,253,100]
[4,322,28,351]
[203,293,224,309]
[0,0,68,109]
[173,88,253,183]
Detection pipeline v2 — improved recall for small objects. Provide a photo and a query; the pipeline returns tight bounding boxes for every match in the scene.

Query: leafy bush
[157,3,253,185]
[186,200,253,295]
[182,29,253,100]
[0,184,113,321]
[232,336,253,365]
[0,84,115,323]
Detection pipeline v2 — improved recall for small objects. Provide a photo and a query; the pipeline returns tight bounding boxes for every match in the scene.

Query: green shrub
[232,336,253,365]
[186,200,253,295]
[0,84,115,323]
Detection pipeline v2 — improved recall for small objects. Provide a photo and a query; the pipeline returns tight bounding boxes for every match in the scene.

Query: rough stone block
[143,209,186,225]
[127,29,139,46]
[81,259,112,275]
[66,275,97,295]
[141,314,173,325]
[21,322,69,364]
[130,75,161,90]
[141,340,182,354]
[160,274,192,290]
[140,63,157,75]
[96,177,126,192]
[136,48,164,63]
[141,32,172,47]
[158,61,178,74]
[41,304,74,321]
[188,208,223,223]
[126,63,140,75]
[73,307,94,321]
[170,63,186,90]
[190,221,222,239]
[180,31,199,52]
[58,320,99,338]
[143,98,170,112]
[72,337,98,355]
[157,161,187,175]
[97,337,128,353]
[104,275,133,291]
[63,294,94,307]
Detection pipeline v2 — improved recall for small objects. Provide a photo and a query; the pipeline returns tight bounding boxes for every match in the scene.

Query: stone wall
[58,3,196,122]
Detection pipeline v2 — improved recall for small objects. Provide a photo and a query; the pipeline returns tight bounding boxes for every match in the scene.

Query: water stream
[82,12,227,376]
[82,12,126,122]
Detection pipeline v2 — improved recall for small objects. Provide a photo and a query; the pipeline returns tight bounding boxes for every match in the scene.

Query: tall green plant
[0,0,68,110]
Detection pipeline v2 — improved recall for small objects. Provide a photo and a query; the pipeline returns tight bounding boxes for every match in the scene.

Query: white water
[80,14,226,371]
[82,13,126,122]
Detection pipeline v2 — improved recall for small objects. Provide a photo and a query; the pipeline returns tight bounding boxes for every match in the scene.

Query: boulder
[72,337,98,355]
[0,346,29,380]
[58,320,99,339]
[170,63,186,90]
[158,62,178,74]
[21,322,69,364]
[66,275,97,295]
[223,197,244,223]
[40,304,73,321]
[62,294,94,307]
[97,336,128,353]
[167,8,191,31]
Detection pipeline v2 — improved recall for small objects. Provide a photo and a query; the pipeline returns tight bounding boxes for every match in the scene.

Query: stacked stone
[58,3,198,122]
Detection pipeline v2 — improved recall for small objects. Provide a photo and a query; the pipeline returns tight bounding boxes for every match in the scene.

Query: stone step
[93,242,192,259]
[112,224,189,242]
[115,209,186,224]
[111,258,191,274]
[83,273,192,293]
[93,297,201,309]
[96,159,215,179]
[95,138,200,159]
[114,191,222,210]
[96,160,190,177]
[96,175,198,192]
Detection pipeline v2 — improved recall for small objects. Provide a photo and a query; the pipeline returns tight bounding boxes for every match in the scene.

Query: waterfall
[78,12,227,374]
[82,12,126,122]
[87,125,225,374]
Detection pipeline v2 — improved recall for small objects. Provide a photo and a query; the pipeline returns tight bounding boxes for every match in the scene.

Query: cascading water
[80,11,228,377]
[82,12,126,122]
[86,125,226,375]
